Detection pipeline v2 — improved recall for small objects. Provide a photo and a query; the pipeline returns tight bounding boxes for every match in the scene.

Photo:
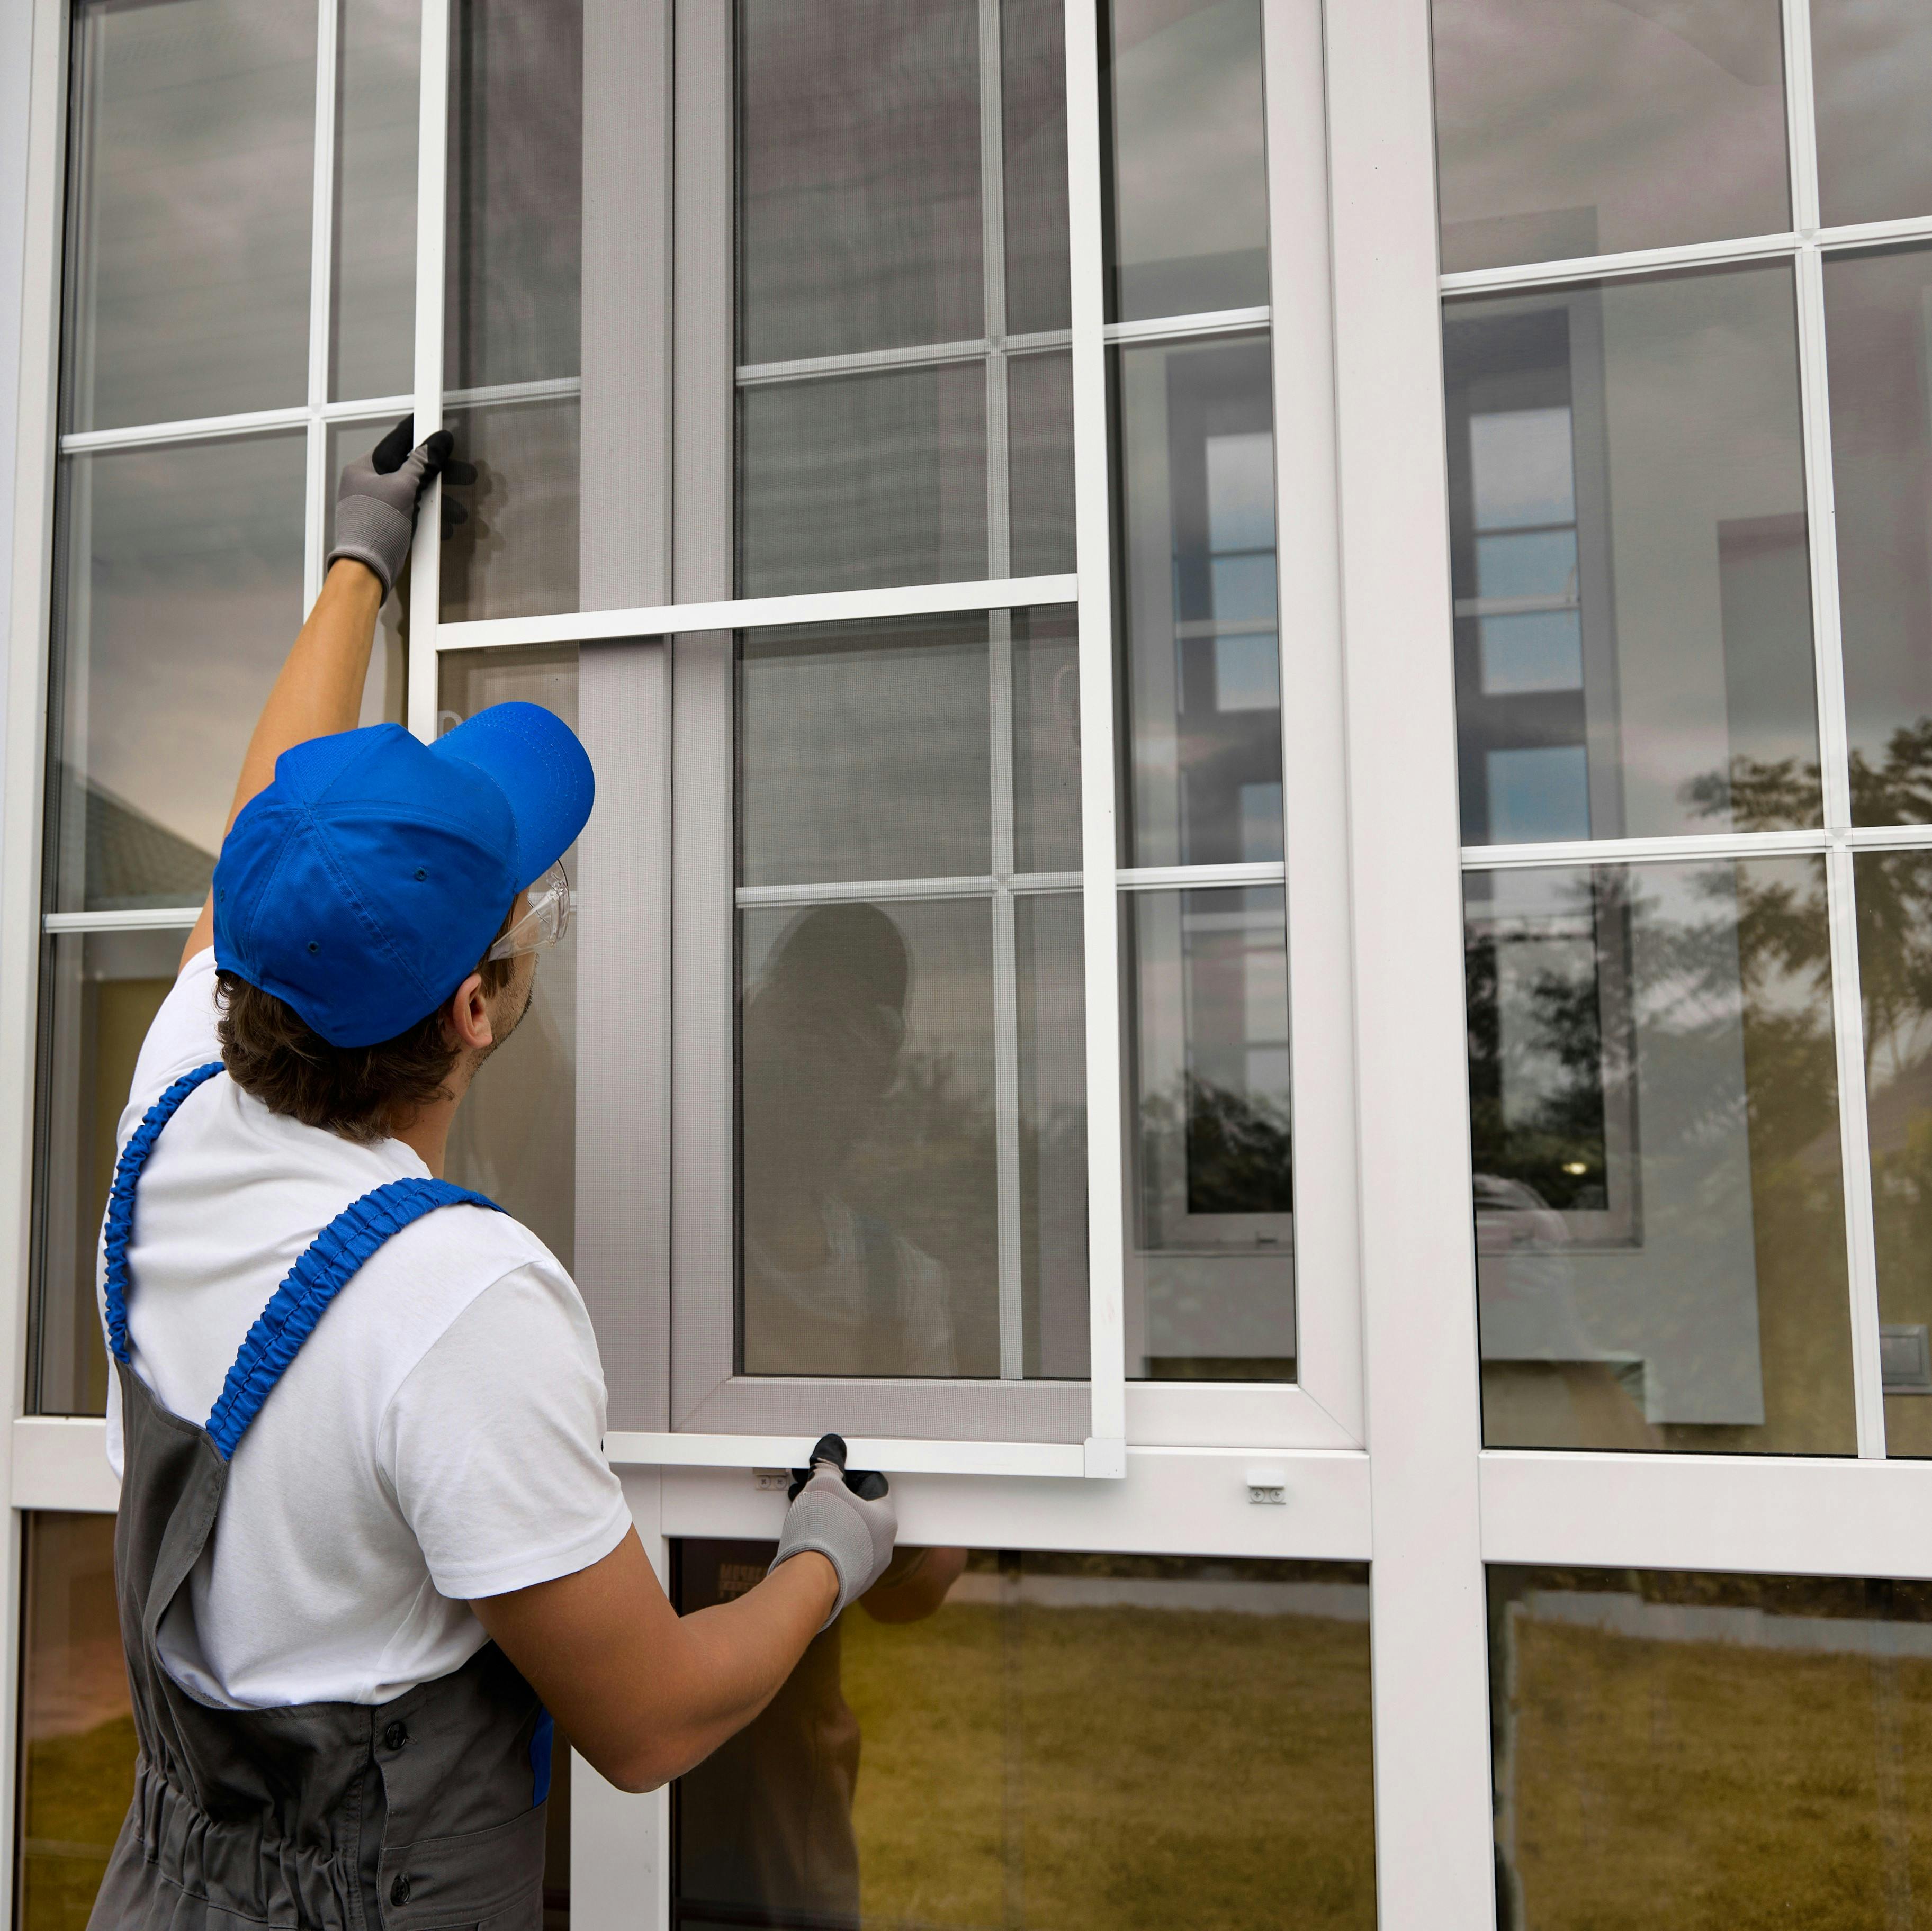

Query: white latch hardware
[1246,1464,1288,1506]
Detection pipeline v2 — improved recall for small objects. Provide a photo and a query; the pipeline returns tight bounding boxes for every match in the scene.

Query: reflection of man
[742,905,954,1375]
[679,1542,969,1930]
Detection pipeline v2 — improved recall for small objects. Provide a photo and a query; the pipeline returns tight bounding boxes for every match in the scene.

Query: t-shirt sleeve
[121,948,223,1139]
[380,1262,632,1601]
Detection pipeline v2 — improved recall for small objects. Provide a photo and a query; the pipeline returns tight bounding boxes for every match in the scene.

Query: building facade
[5,0,1932,1926]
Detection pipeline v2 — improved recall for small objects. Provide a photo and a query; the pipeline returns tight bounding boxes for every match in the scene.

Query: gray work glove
[769,1433,896,1629]
[325,416,473,597]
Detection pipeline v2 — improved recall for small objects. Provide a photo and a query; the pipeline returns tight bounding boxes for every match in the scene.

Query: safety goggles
[487,858,573,961]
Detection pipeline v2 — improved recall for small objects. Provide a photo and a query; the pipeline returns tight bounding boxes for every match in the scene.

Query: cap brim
[428,702,594,889]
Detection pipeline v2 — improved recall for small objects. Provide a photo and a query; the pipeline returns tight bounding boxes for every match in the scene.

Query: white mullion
[434,573,1080,652]
[736,338,995,385]
[981,0,1025,1381]
[1119,859,1287,891]
[991,611,1024,1379]
[1063,0,1127,1477]
[1463,828,1830,870]
[305,0,339,610]
[43,908,200,935]
[1826,842,1888,1456]
[406,0,450,739]
[1442,230,1803,296]
[60,403,317,454]
[1782,0,1822,237]
[1104,304,1272,343]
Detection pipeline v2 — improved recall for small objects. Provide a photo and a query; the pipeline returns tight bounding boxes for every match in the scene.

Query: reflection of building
[12,0,1932,1924]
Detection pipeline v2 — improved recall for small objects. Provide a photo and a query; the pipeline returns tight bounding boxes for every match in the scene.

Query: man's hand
[325,416,474,598]
[770,1434,897,1628]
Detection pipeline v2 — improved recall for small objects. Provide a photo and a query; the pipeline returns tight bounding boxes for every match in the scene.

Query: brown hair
[215,917,518,1144]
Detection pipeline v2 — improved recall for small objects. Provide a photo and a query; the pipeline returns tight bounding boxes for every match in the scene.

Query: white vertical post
[571,1471,671,1931]
[1062,0,1126,1476]
[0,6,68,1924]
[1785,0,1886,1455]
[303,0,340,610]
[406,0,449,741]
[1325,0,1497,1921]
[1262,0,1363,1442]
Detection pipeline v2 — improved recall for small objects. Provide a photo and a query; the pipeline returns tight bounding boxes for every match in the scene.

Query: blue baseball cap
[212,705,594,1048]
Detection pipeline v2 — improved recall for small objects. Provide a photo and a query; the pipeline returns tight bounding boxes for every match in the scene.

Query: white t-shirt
[100,950,632,1711]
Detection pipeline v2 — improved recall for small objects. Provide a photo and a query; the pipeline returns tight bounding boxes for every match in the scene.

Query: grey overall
[88,1061,553,1931]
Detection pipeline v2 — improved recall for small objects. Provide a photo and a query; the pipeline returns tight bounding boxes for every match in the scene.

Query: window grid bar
[729,863,1287,910]
[303,0,340,609]
[430,574,1080,653]
[42,908,200,935]
[1782,0,1823,236]
[978,0,1027,1382]
[734,308,1272,386]
[1442,216,1932,301]
[1783,0,1891,1449]
[406,0,450,740]
[1460,825,1932,869]
[1063,0,1127,1473]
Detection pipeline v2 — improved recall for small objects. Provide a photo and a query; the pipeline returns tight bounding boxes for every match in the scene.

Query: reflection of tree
[1181,1077,1292,1216]
[1704,727,1932,1451]
[1466,885,1612,1214]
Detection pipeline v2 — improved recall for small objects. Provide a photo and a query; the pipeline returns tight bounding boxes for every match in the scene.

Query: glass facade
[675,1542,1376,1931]
[28,0,1932,1916]
[1490,1566,1932,1925]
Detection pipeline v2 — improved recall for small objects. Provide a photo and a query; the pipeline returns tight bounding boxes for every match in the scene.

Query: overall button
[390,1874,412,1907]
[383,1721,408,1751]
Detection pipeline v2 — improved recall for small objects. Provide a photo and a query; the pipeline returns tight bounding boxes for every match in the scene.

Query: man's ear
[446,970,493,1053]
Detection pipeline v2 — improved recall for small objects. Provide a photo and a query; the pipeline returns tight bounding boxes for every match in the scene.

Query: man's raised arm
[179,418,462,970]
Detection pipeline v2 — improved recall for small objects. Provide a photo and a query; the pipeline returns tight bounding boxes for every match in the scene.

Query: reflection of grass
[1507,1620,1932,1928]
[20,1713,136,1931]
[844,1603,1376,1931]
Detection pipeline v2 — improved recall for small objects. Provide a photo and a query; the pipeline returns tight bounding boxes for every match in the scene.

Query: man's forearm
[471,1529,840,1795]
[181,559,383,968]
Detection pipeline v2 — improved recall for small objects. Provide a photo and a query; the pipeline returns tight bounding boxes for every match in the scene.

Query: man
[88,421,898,1931]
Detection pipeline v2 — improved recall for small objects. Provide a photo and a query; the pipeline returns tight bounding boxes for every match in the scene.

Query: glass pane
[736,0,1073,598]
[1003,0,1072,337]
[437,397,582,622]
[32,930,184,1418]
[324,420,410,725]
[445,0,582,390]
[1102,0,1269,323]
[16,1515,134,1930]
[738,365,990,598]
[1812,0,1932,229]
[676,1545,1374,1931]
[739,616,993,889]
[50,435,307,914]
[738,0,984,366]
[1008,350,1077,579]
[1823,246,1932,823]
[1129,887,1293,1381]
[1446,266,1819,847]
[1467,858,1856,1455]
[1017,894,1088,1378]
[437,647,579,1273]
[736,610,1085,1382]
[1431,0,1790,275]
[1853,849,1932,1453]
[63,0,317,432]
[331,0,420,402]
[1491,1566,1932,1926]
[1117,333,1282,869]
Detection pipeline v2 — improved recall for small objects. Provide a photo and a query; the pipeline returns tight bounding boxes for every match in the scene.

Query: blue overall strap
[204,1176,501,1460]
[102,1061,226,1367]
